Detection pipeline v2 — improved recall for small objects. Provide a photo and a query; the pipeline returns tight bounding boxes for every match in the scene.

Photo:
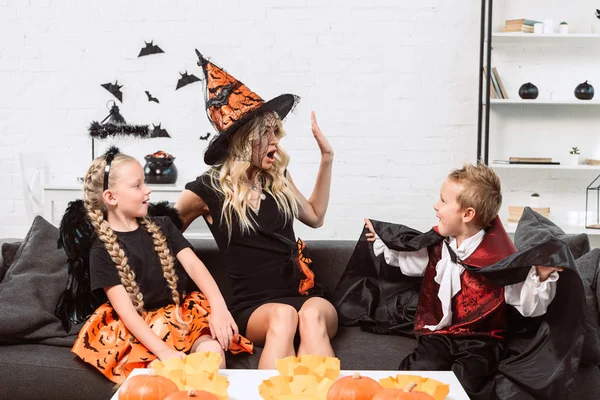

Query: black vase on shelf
[144,151,178,184]
[575,81,594,100]
[518,82,539,99]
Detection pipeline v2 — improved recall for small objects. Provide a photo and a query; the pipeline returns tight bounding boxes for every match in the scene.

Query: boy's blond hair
[447,162,502,228]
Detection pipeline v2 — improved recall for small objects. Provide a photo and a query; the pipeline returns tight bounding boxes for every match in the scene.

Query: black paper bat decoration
[138,40,164,57]
[176,71,200,90]
[145,91,159,103]
[150,123,171,138]
[101,81,123,103]
[596,9,600,19]
[199,132,211,140]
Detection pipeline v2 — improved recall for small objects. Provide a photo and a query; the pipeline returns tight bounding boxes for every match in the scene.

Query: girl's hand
[208,305,239,351]
[156,347,186,362]
[311,112,334,162]
[364,218,377,242]
[535,265,564,282]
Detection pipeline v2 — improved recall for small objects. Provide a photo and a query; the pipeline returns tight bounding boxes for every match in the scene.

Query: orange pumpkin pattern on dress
[72,291,253,384]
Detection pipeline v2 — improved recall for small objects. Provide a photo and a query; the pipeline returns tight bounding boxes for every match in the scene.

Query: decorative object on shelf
[137,40,164,57]
[569,146,581,165]
[530,193,541,208]
[101,80,124,103]
[574,81,594,100]
[519,82,539,99]
[586,173,600,228]
[559,21,569,34]
[175,71,200,90]
[543,18,554,34]
[88,101,149,159]
[145,90,160,103]
[144,150,178,184]
[585,159,600,165]
[508,206,550,223]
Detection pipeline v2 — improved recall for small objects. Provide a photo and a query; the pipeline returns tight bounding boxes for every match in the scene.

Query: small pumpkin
[372,383,435,400]
[327,372,384,400]
[164,388,219,400]
[118,373,179,400]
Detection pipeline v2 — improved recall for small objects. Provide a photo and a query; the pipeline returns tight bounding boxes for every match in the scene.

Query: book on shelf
[483,66,507,99]
[482,67,498,99]
[508,157,560,165]
[505,18,541,26]
[492,67,509,99]
[502,18,540,33]
[503,25,535,33]
[509,157,551,162]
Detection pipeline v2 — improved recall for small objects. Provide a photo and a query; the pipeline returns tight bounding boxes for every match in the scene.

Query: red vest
[414,217,517,339]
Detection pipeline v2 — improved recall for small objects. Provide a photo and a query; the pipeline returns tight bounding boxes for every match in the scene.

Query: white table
[109,368,470,400]
[43,184,212,239]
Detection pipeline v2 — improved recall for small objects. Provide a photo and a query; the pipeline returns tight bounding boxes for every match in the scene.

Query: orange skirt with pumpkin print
[71,291,253,384]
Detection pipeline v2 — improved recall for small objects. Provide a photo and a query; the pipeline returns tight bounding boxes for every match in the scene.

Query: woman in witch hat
[175,50,336,369]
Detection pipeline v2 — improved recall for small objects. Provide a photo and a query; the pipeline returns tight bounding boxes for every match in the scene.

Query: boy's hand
[364,218,377,242]
[535,265,564,282]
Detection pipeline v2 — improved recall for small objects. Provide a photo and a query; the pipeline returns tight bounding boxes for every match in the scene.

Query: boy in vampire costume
[333,162,600,400]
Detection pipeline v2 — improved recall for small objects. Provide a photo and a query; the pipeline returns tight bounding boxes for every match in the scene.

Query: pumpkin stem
[352,372,362,379]
[188,388,196,397]
[404,382,418,392]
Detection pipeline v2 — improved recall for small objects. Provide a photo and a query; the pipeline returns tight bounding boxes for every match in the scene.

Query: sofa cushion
[514,208,590,258]
[0,241,21,282]
[0,344,113,400]
[331,327,416,370]
[577,249,600,327]
[304,240,355,293]
[0,216,74,343]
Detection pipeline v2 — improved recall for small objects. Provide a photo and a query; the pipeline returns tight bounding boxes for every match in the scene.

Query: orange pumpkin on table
[164,388,219,400]
[372,383,435,400]
[118,373,179,400]
[327,372,384,399]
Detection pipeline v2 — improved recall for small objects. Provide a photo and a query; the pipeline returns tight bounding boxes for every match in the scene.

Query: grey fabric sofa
[1,235,600,399]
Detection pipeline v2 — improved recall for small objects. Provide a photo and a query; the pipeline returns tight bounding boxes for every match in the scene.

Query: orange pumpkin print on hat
[195,49,299,165]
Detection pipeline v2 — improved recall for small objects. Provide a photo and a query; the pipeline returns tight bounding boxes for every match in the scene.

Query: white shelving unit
[491,163,600,170]
[490,99,600,106]
[480,5,600,243]
[492,32,600,39]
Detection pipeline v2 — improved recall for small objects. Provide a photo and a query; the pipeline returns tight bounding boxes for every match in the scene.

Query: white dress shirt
[372,230,559,331]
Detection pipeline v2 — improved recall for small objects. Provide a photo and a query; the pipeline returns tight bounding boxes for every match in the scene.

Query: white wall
[3,0,596,244]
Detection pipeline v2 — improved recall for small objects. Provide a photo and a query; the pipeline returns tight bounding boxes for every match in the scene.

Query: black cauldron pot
[144,154,178,184]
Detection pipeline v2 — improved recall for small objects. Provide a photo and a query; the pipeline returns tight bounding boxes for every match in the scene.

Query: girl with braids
[70,147,252,384]
[175,51,336,369]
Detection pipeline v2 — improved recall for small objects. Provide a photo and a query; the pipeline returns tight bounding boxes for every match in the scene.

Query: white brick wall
[3,0,595,245]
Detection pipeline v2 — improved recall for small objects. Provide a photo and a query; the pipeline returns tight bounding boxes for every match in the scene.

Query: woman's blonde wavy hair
[83,153,183,318]
[208,111,299,239]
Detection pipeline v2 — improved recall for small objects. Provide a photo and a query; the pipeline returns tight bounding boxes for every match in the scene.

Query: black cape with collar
[332,209,600,400]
